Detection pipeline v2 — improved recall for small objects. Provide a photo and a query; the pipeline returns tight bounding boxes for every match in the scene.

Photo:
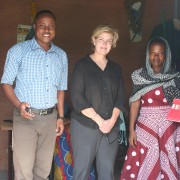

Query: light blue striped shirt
[1,37,68,109]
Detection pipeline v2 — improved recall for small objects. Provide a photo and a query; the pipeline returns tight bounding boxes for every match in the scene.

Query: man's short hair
[34,10,56,23]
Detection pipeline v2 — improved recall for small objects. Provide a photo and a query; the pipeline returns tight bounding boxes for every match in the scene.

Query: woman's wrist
[92,113,104,126]
[129,128,135,133]
[91,113,97,121]
[110,116,117,124]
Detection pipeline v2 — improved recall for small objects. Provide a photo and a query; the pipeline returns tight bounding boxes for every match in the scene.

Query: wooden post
[0,120,13,180]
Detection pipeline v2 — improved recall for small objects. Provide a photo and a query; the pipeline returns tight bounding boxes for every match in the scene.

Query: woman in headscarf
[120,37,180,179]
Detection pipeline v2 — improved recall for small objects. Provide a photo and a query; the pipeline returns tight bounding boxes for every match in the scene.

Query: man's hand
[19,102,34,120]
[56,119,64,136]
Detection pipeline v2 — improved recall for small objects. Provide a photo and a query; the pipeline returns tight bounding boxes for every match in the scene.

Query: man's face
[33,14,56,49]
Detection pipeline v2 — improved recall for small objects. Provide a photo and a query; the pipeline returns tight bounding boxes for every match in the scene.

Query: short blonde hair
[91,24,119,48]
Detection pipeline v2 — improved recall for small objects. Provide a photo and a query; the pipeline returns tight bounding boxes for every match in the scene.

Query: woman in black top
[70,24,126,180]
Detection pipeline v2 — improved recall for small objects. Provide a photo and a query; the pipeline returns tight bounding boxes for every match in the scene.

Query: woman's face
[149,42,165,73]
[93,32,113,56]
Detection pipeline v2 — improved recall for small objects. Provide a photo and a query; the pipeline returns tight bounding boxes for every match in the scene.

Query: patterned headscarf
[130,36,180,104]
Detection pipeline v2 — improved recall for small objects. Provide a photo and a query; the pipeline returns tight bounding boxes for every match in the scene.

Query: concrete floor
[0,161,124,180]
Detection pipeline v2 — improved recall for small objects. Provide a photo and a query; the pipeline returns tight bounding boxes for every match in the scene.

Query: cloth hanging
[119,112,128,146]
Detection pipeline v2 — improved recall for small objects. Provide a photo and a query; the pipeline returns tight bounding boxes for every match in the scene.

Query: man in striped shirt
[1,10,68,179]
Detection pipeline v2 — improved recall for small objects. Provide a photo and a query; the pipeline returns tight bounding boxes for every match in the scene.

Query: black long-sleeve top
[70,55,125,129]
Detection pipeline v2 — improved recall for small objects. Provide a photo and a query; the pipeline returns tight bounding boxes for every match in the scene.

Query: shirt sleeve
[1,45,22,85]
[57,51,68,90]
[70,61,91,114]
[114,66,126,114]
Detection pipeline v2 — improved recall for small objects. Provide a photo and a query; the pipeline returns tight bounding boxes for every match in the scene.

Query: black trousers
[70,119,119,180]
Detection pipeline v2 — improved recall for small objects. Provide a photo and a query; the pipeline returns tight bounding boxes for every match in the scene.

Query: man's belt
[30,106,55,115]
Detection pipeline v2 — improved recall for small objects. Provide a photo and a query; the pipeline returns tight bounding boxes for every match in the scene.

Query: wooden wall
[0,0,175,170]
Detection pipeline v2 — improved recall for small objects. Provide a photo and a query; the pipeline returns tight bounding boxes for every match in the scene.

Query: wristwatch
[57,115,65,120]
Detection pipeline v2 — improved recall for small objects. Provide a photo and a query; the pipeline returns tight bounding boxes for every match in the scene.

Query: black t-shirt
[70,55,125,128]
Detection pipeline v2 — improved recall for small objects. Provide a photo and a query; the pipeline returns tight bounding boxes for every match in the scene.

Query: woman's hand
[129,130,137,148]
[99,107,120,133]
[99,119,115,134]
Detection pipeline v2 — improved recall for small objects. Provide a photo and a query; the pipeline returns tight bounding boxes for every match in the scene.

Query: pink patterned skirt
[120,106,180,180]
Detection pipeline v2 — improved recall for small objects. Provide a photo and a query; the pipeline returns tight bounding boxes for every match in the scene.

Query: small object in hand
[25,107,32,114]
[25,107,34,120]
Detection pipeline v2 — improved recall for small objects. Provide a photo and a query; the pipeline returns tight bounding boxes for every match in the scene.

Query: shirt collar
[30,37,58,54]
